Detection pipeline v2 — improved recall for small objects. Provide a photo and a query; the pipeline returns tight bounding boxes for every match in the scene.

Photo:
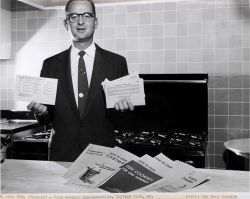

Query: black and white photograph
[0,0,249,196]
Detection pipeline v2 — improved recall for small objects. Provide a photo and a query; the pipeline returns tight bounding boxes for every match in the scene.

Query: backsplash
[0,0,249,169]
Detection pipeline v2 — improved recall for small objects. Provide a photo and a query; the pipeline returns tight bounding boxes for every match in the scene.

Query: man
[27,0,133,162]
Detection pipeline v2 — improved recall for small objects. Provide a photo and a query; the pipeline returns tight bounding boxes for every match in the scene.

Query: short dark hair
[65,0,96,16]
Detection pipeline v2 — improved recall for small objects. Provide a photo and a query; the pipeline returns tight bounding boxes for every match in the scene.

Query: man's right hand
[27,101,48,116]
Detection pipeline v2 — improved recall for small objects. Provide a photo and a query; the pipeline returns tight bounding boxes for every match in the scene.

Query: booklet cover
[136,154,176,192]
[138,154,173,176]
[98,160,163,193]
[155,160,209,192]
[69,146,138,189]
[93,146,139,187]
[64,144,111,178]
[154,153,175,169]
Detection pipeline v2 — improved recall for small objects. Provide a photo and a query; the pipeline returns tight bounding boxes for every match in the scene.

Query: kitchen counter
[0,119,41,135]
[1,119,45,161]
[1,159,249,193]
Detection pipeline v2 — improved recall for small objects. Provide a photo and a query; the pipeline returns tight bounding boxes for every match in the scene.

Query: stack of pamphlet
[101,73,145,108]
[64,144,209,193]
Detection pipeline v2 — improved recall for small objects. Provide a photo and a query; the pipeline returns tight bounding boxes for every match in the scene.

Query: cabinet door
[0,0,11,59]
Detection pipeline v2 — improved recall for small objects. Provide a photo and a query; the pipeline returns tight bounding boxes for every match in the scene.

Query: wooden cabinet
[0,0,11,59]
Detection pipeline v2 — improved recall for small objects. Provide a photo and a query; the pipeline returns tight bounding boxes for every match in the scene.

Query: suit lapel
[57,48,81,122]
[81,45,106,121]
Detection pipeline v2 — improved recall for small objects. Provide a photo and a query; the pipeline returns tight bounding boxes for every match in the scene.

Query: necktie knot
[78,51,85,58]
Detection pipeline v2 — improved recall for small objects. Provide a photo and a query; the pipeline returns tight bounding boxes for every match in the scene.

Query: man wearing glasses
[27,0,133,162]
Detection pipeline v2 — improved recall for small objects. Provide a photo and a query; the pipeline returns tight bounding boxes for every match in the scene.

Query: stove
[110,74,208,168]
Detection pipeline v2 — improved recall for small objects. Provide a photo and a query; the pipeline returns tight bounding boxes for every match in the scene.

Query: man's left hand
[114,99,134,112]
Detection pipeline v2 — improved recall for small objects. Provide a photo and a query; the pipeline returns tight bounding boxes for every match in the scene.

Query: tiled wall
[0,0,249,168]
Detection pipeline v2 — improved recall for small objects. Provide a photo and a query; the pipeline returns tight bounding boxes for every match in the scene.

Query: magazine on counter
[68,145,139,188]
[142,160,209,192]
[64,144,111,178]
[98,159,163,193]
[64,144,209,193]
[134,154,176,192]
[154,160,209,192]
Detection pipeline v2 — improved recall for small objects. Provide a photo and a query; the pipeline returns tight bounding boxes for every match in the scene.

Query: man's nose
[78,15,84,24]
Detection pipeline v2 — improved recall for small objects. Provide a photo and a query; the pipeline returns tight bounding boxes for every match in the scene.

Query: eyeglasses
[67,12,95,23]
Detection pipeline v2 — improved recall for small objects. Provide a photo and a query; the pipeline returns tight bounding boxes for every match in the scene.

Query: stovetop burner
[115,130,207,150]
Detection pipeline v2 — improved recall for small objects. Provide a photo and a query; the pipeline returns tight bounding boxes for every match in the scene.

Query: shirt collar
[84,42,96,58]
[71,42,96,58]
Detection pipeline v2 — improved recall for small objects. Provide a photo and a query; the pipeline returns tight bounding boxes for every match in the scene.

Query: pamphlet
[68,145,138,188]
[136,154,176,192]
[64,144,209,193]
[94,146,139,187]
[15,75,58,105]
[98,160,163,193]
[154,153,175,169]
[101,73,145,108]
[155,160,209,192]
[64,144,111,178]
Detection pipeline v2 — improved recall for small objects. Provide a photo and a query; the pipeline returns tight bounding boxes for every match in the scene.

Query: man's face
[64,0,97,42]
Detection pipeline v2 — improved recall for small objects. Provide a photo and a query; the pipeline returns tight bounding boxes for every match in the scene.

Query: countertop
[1,159,249,193]
[0,119,40,134]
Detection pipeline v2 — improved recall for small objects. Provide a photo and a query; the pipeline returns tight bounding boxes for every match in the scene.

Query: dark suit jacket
[40,44,128,162]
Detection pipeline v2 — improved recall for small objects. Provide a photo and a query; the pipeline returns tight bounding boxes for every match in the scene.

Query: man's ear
[64,19,68,30]
[95,18,98,29]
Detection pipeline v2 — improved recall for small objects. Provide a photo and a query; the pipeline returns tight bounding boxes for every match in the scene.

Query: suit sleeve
[35,60,55,124]
[118,57,129,77]
[107,56,132,120]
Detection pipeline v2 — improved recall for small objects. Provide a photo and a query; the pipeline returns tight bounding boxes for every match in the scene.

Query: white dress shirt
[70,42,96,107]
